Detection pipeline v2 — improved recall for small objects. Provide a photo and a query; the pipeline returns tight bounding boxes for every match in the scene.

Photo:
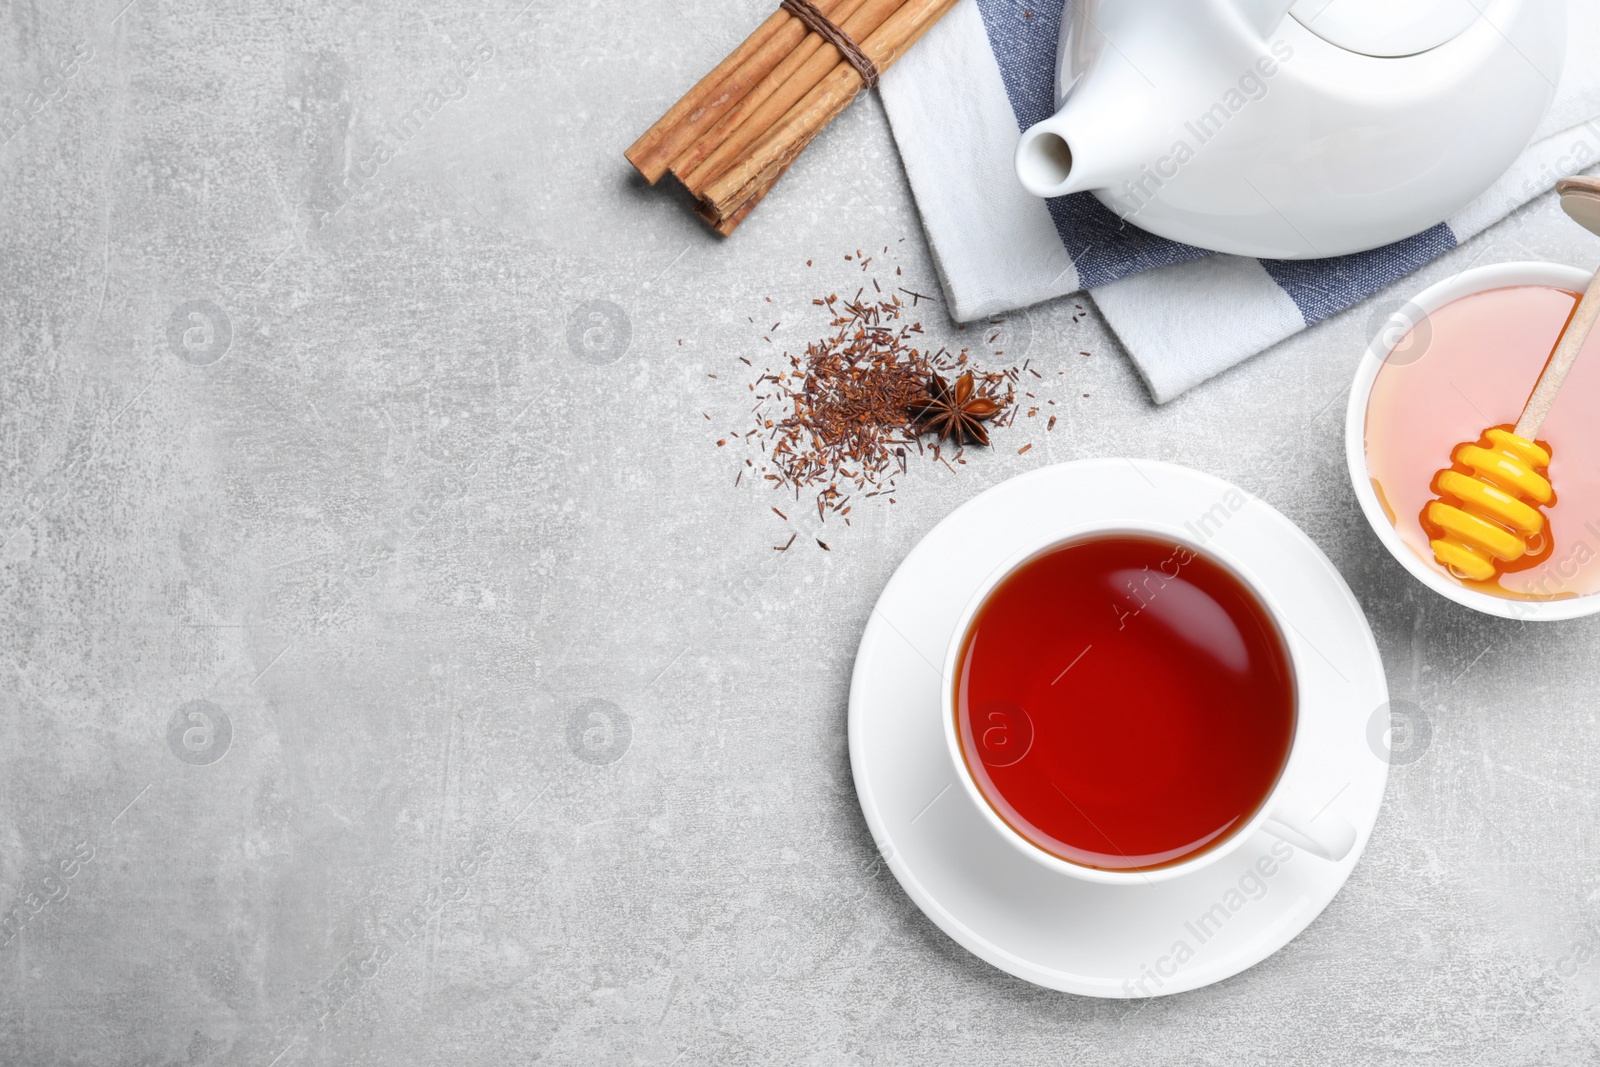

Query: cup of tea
[941,522,1356,885]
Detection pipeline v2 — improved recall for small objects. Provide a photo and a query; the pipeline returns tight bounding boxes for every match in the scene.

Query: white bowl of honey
[1346,261,1600,620]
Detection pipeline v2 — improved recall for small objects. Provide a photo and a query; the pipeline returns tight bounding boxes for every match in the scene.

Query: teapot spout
[1014,104,1164,202]
[1015,117,1081,199]
[1015,0,1298,202]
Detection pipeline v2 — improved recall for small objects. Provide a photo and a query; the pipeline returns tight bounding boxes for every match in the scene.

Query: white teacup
[940,521,1356,886]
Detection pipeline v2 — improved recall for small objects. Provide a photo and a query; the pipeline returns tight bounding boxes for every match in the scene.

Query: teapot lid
[1288,0,1484,57]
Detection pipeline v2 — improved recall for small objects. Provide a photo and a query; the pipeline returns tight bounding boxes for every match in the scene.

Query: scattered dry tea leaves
[737,291,1017,521]
[721,270,1088,548]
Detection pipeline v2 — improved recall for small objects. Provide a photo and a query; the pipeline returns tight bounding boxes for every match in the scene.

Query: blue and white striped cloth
[879,0,1600,402]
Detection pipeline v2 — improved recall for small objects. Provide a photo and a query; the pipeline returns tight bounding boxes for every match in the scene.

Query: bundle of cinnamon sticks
[626,0,960,235]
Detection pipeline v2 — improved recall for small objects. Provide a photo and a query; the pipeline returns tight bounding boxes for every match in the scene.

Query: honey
[1365,284,1600,601]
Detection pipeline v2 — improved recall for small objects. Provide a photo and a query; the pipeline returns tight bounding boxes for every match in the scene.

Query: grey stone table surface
[3,2,1600,1064]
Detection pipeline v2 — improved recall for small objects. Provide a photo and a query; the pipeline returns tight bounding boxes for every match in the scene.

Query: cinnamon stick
[625,12,786,183]
[700,0,959,221]
[625,0,851,184]
[696,157,795,236]
[672,0,887,193]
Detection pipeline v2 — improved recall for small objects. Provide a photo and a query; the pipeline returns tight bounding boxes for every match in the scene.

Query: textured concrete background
[3,1,1600,1064]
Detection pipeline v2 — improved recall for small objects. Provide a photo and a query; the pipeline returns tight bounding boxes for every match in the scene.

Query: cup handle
[1260,786,1356,862]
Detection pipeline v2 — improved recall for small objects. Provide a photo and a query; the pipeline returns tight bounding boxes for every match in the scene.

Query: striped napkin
[879,0,1600,402]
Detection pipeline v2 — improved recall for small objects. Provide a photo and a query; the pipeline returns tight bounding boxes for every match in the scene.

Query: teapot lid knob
[1288,0,1483,57]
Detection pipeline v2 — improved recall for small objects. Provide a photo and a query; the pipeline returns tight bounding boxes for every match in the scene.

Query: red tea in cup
[953,535,1295,872]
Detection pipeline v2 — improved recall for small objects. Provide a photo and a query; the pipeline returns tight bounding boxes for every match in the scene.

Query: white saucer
[848,460,1389,997]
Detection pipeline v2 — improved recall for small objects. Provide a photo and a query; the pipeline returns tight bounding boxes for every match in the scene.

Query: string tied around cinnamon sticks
[626,0,958,235]
[779,0,879,89]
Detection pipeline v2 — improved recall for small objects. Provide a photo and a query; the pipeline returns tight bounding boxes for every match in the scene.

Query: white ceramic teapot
[1014,0,1564,258]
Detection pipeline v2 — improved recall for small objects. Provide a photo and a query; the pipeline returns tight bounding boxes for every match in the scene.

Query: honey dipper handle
[1518,177,1600,440]
[1514,265,1600,440]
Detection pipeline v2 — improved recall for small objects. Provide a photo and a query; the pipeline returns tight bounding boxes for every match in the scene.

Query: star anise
[906,371,1002,446]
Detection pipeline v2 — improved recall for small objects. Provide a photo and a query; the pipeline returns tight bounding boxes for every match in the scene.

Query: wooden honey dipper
[1427,177,1600,582]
